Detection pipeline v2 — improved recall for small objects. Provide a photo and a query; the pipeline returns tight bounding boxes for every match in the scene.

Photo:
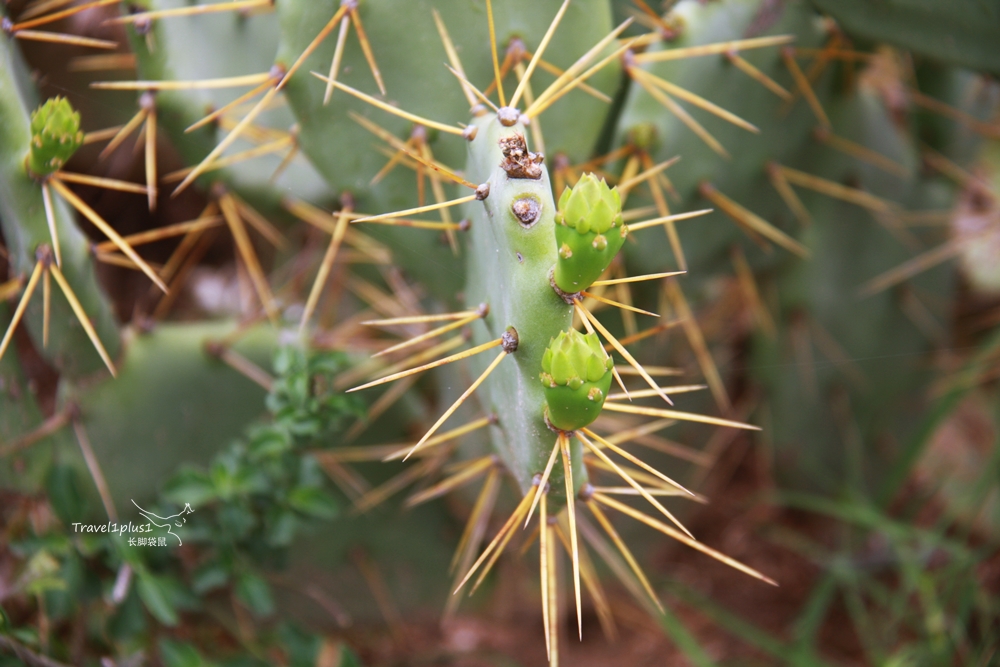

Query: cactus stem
[459,485,537,595]
[634,34,795,64]
[629,66,730,158]
[577,430,692,539]
[594,491,777,586]
[781,47,832,129]
[699,182,810,258]
[372,310,483,358]
[558,434,583,640]
[574,301,674,406]
[353,193,480,223]
[405,455,496,507]
[7,0,119,31]
[726,51,793,100]
[580,290,659,317]
[403,348,508,461]
[314,74,467,136]
[586,497,664,613]
[731,246,777,339]
[6,28,116,49]
[109,0,273,25]
[48,176,168,291]
[591,271,685,286]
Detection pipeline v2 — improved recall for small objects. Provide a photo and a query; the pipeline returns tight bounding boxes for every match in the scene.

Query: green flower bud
[553,173,626,293]
[540,329,613,431]
[27,97,84,177]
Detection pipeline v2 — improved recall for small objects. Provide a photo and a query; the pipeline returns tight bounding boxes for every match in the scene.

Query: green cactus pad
[26,97,83,177]
[553,173,626,293]
[540,329,613,431]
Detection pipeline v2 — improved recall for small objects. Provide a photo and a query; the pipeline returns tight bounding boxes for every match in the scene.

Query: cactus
[1,0,999,665]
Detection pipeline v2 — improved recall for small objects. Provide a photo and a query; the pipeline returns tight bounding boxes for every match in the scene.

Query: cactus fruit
[553,173,627,293]
[26,97,84,177]
[541,329,614,431]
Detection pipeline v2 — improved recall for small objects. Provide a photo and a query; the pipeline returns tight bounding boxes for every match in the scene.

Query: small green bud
[540,329,613,431]
[27,97,83,177]
[553,173,626,293]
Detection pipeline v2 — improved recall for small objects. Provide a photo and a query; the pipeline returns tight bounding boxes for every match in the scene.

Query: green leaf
[159,639,210,667]
[287,486,339,520]
[137,573,179,626]
[163,467,217,507]
[191,562,230,595]
[46,464,86,525]
[338,646,364,667]
[235,572,274,618]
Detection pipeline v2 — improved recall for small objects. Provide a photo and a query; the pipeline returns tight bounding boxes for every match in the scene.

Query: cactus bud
[540,329,613,431]
[27,97,84,177]
[553,173,626,293]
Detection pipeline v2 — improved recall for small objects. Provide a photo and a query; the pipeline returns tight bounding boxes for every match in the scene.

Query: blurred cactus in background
[1,0,999,665]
